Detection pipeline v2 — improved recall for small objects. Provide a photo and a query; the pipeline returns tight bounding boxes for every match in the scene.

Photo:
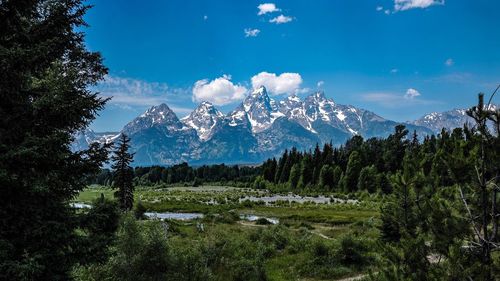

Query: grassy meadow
[75,185,382,281]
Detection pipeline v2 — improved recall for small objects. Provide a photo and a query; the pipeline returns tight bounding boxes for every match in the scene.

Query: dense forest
[93,122,486,196]
[89,163,261,186]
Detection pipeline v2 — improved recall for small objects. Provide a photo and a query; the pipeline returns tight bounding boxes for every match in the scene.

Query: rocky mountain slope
[75,86,487,166]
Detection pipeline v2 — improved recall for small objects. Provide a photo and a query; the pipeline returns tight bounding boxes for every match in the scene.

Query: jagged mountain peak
[240,86,284,133]
[182,101,224,141]
[123,103,183,135]
[412,107,473,133]
[286,94,302,103]
[311,90,326,99]
[75,90,461,166]
[141,103,179,122]
[191,101,224,117]
[245,86,272,107]
[251,85,267,96]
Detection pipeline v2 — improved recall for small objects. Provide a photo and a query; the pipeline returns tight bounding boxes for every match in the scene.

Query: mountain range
[73,86,488,166]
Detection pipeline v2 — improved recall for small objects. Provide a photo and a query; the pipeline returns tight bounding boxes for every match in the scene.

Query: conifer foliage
[112,133,135,211]
[0,0,115,279]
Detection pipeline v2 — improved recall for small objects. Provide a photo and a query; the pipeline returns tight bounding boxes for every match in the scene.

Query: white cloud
[244,28,261,37]
[317,81,324,87]
[362,89,436,108]
[445,58,454,66]
[404,88,421,99]
[269,14,293,24]
[257,3,280,15]
[376,6,384,11]
[394,0,444,11]
[97,75,170,106]
[390,68,399,74]
[203,15,208,20]
[385,9,391,14]
[192,75,248,105]
[251,72,303,95]
[95,75,192,114]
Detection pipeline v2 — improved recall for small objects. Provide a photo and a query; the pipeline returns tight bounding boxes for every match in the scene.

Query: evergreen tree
[332,165,343,191]
[262,158,277,182]
[342,151,362,192]
[279,152,294,183]
[383,125,409,172]
[376,173,392,194]
[357,165,377,193]
[112,134,135,211]
[298,154,314,188]
[274,150,288,183]
[289,163,301,189]
[318,165,334,190]
[0,0,113,279]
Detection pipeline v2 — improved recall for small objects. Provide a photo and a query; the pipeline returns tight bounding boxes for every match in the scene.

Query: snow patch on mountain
[181,101,224,141]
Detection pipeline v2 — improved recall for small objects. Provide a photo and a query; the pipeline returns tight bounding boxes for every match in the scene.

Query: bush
[335,235,370,267]
[134,200,147,220]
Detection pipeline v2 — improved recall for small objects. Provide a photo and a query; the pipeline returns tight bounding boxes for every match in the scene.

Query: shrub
[134,200,147,220]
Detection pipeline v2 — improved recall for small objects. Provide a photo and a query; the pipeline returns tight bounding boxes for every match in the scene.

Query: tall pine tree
[0,0,114,279]
[112,134,135,211]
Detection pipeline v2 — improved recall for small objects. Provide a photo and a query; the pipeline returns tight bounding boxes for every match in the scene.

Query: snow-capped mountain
[412,105,498,134]
[277,90,427,143]
[77,86,496,166]
[123,103,184,135]
[71,129,118,151]
[242,86,284,133]
[181,101,224,141]
[121,103,200,165]
[412,109,471,133]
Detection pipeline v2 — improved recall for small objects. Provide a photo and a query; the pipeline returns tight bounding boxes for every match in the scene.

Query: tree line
[89,162,261,186]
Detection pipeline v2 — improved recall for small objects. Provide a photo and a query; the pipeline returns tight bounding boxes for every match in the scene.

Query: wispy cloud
[95,75,191,113]
[445,58,454,66]
[361,88,439,108]
[244,28,261,37]
[426,72,473,84]
[376,6,391,14]
[394,0,444,11]
[269,14,293,24]
[390,68,399,74]
[257,3,280,15]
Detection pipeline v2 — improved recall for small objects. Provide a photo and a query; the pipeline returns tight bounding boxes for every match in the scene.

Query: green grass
[75,187,114,202]
[75,185,381,280]
[266,252,304,281]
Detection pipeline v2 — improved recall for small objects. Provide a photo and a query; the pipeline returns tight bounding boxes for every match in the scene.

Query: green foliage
[357,165,378,193]
[299,235,372,280]
[252,176,268,189]
[342,151,363,192]
[134,200,147,220]
[112,134,135,211]
[373,94,500,281]
[288,163,301,189]
[318,164,335,190]
[0,0,113,279]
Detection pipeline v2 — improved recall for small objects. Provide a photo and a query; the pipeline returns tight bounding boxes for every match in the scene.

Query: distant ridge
[76,86,494,166]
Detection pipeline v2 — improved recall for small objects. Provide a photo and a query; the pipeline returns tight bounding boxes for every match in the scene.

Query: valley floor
[75,185,382,281]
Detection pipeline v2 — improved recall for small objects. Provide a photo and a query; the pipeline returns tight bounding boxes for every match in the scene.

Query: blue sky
[84,0,500,132]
